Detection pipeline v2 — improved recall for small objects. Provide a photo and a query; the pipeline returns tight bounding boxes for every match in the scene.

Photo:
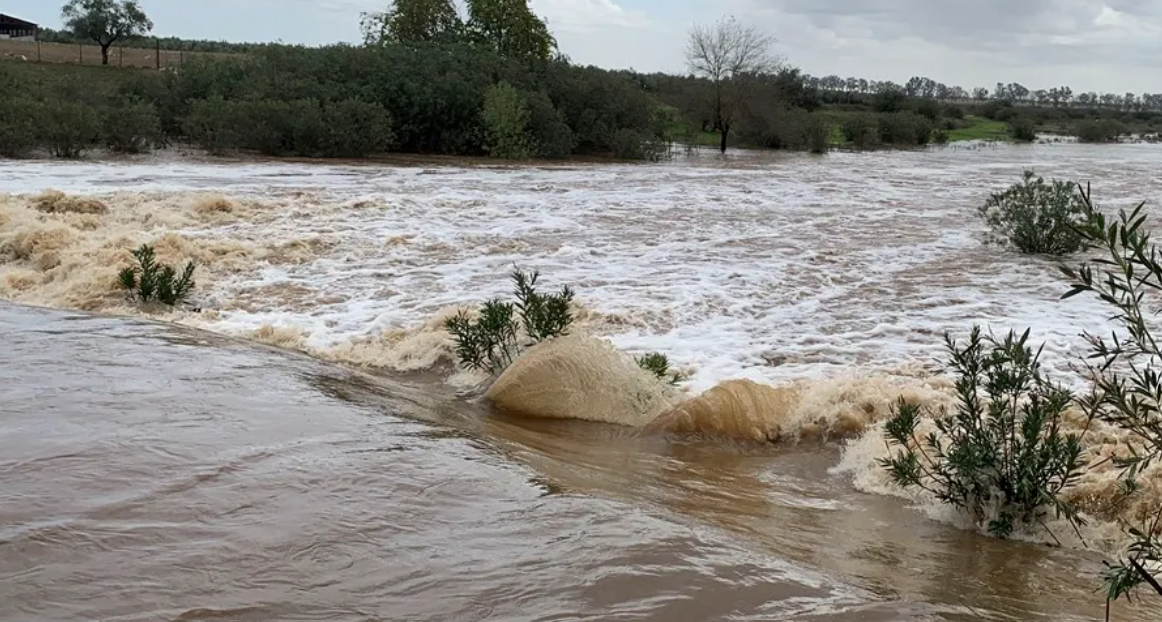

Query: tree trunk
[719,124,729,153]
[101,44,110,65]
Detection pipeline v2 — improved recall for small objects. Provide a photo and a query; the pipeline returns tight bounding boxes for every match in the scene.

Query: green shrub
[981,101,1007,120]
[1074,119,1126,143]
[183,96,247,155]
[445,268,574,374]
[0,97,41,158]
[610,128,670,161]
[118,244,196,307]
[878,111,932,145]
[805,114,830,154]
[320,99,394,158]
[103,98,164,154]
[1008,118,1037,142]
[943,104,965,120]
[880,325,1086,540]
[842,113,880,149]
[524,90,574,159]
[932,128,950,145]
[978,170,1088,255]
[636,352,682,385]
[1060,186,1162,606]
[874,89,908,113]
[41,100,102,159]
[481,82,533,159]
[915,98,941,121]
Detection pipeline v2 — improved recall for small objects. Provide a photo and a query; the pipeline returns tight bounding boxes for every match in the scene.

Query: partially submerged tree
[360,0,463,46]
[685,15,779,153]
[61,0,153,66]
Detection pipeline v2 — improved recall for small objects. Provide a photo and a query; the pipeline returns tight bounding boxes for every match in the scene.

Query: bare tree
[685,16,779,153]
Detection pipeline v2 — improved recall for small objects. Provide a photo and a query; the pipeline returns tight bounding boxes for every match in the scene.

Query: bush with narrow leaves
[636,352,682,385]
[445,268,573,375]
[117,243,196,307]
[979,170,1088,255]
[1059,182,1162,608]
[880,325,1088,540]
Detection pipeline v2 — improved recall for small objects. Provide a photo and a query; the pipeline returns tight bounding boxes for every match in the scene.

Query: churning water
[2,143,1162,620]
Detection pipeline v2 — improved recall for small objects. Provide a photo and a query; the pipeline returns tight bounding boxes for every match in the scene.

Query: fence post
[119,45,123,67]
[36,40,41,63]
[156,38,160,70]
[79,41,82,64]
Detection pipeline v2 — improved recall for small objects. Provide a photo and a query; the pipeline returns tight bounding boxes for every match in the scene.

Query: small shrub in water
[118,243,196,306]
[636,352,681,385]
[445,298,520,374]
[445,268,574,374]
[1008,118,1037,142]
[979,170,1088,255]
[879,325,1087,540]
[511,269,574,343]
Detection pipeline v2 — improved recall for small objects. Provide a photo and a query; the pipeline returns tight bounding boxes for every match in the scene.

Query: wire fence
[0,38,216,70]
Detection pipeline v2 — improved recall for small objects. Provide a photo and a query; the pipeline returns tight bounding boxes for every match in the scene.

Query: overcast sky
[7,0,1160,93]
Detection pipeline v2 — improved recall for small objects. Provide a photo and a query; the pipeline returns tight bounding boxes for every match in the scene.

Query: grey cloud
[729,0,1162,90]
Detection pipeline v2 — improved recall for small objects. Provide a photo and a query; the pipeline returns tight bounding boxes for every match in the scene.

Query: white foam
[3,144,1162,391]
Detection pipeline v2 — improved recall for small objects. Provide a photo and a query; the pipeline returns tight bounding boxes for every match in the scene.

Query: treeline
[0,42,672,160]
[806,74,1162,113]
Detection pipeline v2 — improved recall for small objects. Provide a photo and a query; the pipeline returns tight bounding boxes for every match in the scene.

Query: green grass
[947,115,1010,142]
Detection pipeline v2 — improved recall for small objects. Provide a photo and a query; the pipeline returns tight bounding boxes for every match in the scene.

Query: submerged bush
[979,170,1088,255]
[445,268,574,374]
[636,352,682,385]
[1008,118,1037,142]
[1075,119,1126,143]
[880,325,1087,540]
[118,243,196,307]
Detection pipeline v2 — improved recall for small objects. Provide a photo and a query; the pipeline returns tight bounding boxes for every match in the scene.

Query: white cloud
[531,0,651,32]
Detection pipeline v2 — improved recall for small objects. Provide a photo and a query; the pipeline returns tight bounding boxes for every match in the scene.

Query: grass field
[947,115,1010,142]
[0,39,224,70]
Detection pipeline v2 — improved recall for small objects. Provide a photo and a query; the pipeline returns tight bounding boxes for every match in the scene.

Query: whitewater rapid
[5,144,1159,395]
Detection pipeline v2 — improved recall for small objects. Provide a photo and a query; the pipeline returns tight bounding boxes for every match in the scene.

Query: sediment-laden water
[3,143,1162,620]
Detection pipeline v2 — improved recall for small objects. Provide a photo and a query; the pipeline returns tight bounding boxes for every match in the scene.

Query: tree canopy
[61,0,153,65]
[362,0,555,60]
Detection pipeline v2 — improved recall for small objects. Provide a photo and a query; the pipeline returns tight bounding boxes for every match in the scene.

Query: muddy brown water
[0,302,1153,621]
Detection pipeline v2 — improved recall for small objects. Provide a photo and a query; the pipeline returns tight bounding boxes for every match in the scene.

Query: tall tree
[360,0,463,46]
[465,0,556,61]
[61,0,152,66]
[685,15,778,153]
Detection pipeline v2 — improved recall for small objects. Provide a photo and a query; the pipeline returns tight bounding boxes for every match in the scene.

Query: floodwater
[0,302,1149,621]
[2,143,1162,620]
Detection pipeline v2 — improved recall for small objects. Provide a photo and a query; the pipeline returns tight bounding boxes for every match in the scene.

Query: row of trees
[809,74,1162,112]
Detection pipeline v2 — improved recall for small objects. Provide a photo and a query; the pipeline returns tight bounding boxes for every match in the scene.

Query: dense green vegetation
[979,170,1089,255]
[0,40,673,160]
[118,243,196,306]
[7,0,1162,161]
[881,326,1086,540]
[883,176,1162,615]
